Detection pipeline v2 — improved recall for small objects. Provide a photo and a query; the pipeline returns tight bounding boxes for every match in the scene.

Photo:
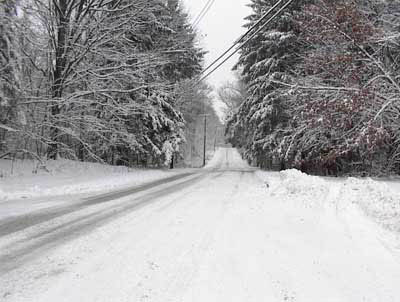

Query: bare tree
[217,75,247,121]
[0,0,204,167]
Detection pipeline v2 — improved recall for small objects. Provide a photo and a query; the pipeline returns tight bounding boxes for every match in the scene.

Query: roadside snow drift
[257,169,400,237]
[0,159,182,201]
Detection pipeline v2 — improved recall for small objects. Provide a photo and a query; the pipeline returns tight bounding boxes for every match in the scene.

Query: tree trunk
[47,0,68,160]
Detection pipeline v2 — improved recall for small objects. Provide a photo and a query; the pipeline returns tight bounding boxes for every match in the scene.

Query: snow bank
[0,159,181,201]
[257,169,400,234]
[278,169,327,198]
[343,178,400,233]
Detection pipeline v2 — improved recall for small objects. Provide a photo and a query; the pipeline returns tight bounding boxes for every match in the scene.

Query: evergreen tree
[0,0,205,167]
[227,0,308,168]
[161,0,205,83]
[0,0,19,153]
[228,0,400,176]
[101,0,205,166]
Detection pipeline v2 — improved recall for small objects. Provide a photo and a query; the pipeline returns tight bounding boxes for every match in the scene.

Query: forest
[226,0,400,176]
[0,0,221,168]
[4,0,400,176]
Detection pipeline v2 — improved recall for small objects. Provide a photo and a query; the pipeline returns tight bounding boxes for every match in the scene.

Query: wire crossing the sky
[201,0,284,76]
[193,0,216,28]
[198,0,295,84]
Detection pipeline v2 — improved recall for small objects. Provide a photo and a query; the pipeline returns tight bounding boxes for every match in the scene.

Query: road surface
[1,148,400,301]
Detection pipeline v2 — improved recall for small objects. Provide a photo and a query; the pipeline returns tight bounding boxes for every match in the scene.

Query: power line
[194,0,215,28]
[192,0,212,25]
[198,0,295,84]
[193,0,215,28]
[237,0,285,43]
[192,0,212,26]
[200,0,284,77]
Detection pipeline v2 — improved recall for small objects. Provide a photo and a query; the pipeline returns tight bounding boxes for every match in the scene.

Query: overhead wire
[201,0,284,76]
[192,0,212,25]
[192,0,211,26]
[198,0,295,84]
[192,0,216,28]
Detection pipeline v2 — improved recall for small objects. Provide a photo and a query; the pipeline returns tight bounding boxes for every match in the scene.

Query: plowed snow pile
[257,169,400,235]
[344,178,400,233]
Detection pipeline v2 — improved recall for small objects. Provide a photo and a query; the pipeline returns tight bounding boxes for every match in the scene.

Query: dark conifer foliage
[227,0,400,176]
[227,0,309,169]
[0,0,19,153]
[0,0,209,167]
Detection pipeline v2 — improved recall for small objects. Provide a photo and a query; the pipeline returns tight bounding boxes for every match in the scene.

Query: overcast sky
[182,0,251,89]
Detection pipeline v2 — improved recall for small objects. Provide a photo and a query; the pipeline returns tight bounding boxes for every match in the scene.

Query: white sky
[183,0,251,97]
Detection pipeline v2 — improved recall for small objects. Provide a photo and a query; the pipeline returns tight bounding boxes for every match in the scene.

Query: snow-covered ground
[1,148,400,302]
[256,169,400,237]
[0,158,184,202]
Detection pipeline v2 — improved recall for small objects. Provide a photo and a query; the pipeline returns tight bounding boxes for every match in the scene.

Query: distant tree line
[226,0,400,176]
[0,0,220,167]
[176,80,224,167]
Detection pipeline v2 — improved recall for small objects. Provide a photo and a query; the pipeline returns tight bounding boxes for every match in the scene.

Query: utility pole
[203,114,207,167]
[213,126,220,152]
[199,113,210,167]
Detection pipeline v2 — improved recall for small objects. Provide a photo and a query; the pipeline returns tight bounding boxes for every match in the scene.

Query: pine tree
[75,0,204,166]
[0,0,206,167]
[227,0,400,176]
[162,0,204,83]
[227,0,308,168]
[0,0,18,153]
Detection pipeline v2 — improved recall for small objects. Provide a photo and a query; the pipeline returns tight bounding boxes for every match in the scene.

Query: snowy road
[1,148,400,301]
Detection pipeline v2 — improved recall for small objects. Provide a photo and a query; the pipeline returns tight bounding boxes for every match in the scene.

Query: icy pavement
[1,148,400,301]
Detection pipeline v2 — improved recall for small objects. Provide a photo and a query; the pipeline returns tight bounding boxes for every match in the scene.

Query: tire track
[0,172,196,237]
[0,173,206,274]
